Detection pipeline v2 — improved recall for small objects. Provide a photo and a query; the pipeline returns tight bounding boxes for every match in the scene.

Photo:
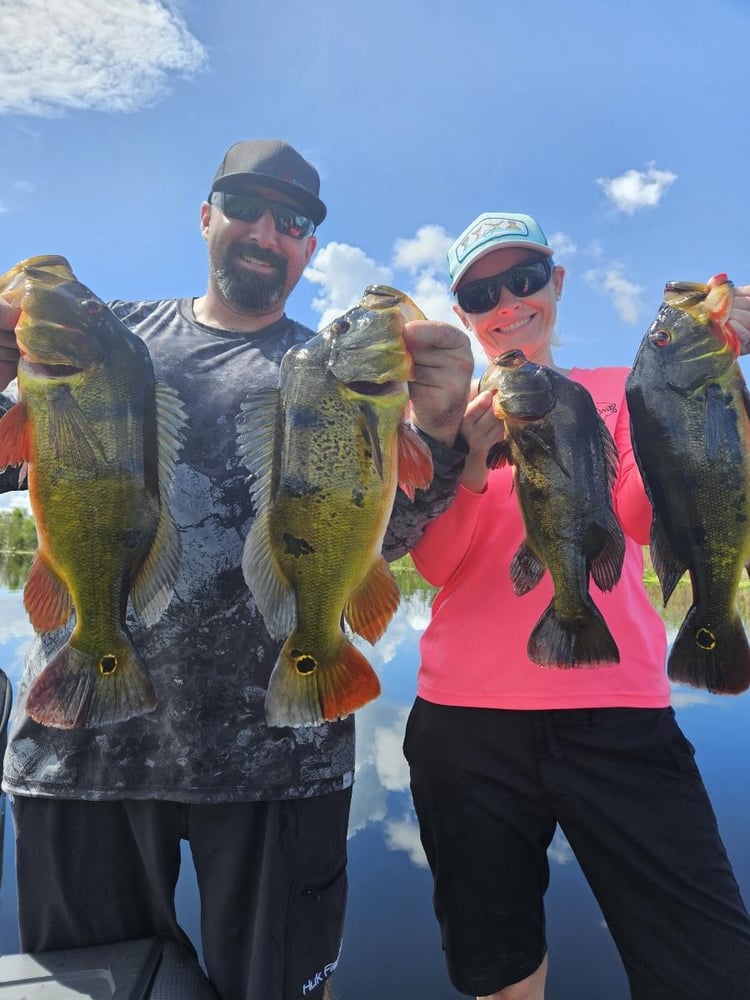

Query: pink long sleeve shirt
[410,367,670,710]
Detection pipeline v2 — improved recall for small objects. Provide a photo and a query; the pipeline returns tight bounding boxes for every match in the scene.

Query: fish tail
[265,634,381,728]
[25,637,157,729]
[528,599,620,668]
[668,608,750,694]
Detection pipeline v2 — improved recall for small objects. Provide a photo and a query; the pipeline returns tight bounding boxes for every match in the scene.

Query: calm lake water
[1,572,749,999]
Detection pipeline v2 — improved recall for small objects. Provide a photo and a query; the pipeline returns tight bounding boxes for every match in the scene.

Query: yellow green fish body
[0,255,186,727]
[626,278,750,693]
[238,285,433,727]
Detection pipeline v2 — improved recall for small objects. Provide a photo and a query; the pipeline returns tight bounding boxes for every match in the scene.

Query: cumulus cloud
[0,0,207,115]
[597,164,677,216]
[584,265,644,324]
[384,813,428,868]
[306,226,488,365]
[392,224,453,273]
[547,231,577,258]
[305,242,393,329]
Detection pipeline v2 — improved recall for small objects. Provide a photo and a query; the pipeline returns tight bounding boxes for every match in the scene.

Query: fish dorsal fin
[237,388,295,638]
[23,551,74,632]
[397,424,433,501]
[590,511,625,592]
[649,513,687,605]
[47,385,108,468]
[0,401,31,469]
[237,388,282,517]
[598,416,620,496]
[131,382,187,625]
[344,554,400,643]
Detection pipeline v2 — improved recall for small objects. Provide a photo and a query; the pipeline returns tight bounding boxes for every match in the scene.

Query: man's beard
[214,243,288,311]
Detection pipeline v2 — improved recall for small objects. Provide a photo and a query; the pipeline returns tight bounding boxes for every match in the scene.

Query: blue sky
[0,0,748,380]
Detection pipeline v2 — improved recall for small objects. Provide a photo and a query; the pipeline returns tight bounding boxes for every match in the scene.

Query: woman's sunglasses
[209,191,315,240]
[456,258,553,314]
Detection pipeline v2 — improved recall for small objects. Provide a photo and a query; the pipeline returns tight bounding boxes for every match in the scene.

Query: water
[1,579,750,999]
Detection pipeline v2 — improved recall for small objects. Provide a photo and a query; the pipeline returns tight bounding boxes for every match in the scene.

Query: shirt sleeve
[0,392,24,494]
[408,484,487,586]
[383,429,468,562]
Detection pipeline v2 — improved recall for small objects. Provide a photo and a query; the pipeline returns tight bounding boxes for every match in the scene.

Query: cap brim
[211,172,327,226]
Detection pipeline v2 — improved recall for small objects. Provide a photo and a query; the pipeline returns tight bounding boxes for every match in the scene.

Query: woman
[403,212,750,1000]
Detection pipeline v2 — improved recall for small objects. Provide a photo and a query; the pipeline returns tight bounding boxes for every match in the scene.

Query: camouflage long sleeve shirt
[1,298,465,803]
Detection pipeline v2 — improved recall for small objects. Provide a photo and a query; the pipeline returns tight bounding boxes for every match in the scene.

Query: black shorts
[12,790,351,1000]
[403,698,750,999]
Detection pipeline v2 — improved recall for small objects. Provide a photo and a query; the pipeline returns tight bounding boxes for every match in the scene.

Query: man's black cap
[209,139,326,226]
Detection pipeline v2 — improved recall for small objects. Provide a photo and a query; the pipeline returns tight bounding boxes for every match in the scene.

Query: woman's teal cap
[448,212,552,292]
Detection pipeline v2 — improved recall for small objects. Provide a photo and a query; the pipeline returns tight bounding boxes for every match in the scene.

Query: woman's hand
[459,390,506,493]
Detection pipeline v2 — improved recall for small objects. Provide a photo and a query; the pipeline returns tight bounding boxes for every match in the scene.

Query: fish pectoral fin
[265,635,381,728]
[509,541,546,595]
[23,552,74,632]
[703,385,730,461]
[397,424,433,501]
[131,508,182,625]
[486,440,511,470]
[25,638,157,729]
[526,428,571,478]
[589,514,625,592]
[344,555,400,644]
[649,516,687,605]
[237,388,281,516]
[242,509,296,639]
[47,386,108,468]
[0,401,31,468]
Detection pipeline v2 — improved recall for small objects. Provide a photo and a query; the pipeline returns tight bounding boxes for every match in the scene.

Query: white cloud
[0,0,207,116]
[392,225,453,273]
[597,164,677,216]
[305,242,393,329]
[547,231,577,258]
[384,813,428,868]
[548,828,575,866]
[584,265,644,324]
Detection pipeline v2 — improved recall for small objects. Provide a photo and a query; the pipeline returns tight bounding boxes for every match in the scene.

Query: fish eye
[332,318,350,335]
[650,328,671,347]
[81,298,103,316]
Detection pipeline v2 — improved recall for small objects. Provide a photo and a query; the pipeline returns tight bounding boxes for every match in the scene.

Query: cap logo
[455,217,530,263]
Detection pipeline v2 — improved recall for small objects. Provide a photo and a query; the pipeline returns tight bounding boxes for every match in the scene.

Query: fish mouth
[346,379,403,397]
[19,358,83,379]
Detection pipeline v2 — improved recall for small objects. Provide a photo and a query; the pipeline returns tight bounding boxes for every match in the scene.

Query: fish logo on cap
[456,217,530,262]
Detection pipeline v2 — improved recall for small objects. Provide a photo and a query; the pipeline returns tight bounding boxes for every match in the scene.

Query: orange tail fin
[25,638,157,729]
[265,634,380,728]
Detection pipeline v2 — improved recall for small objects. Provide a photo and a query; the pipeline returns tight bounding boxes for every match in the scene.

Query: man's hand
[403,320,474,447]
[729,285,750,354]
[0,300,21,392]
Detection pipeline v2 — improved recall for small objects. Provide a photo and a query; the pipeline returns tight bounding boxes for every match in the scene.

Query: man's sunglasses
[209,191,315,240]
[456,258,553,314]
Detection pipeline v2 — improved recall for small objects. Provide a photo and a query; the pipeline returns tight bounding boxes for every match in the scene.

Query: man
[0,139,473,1000]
